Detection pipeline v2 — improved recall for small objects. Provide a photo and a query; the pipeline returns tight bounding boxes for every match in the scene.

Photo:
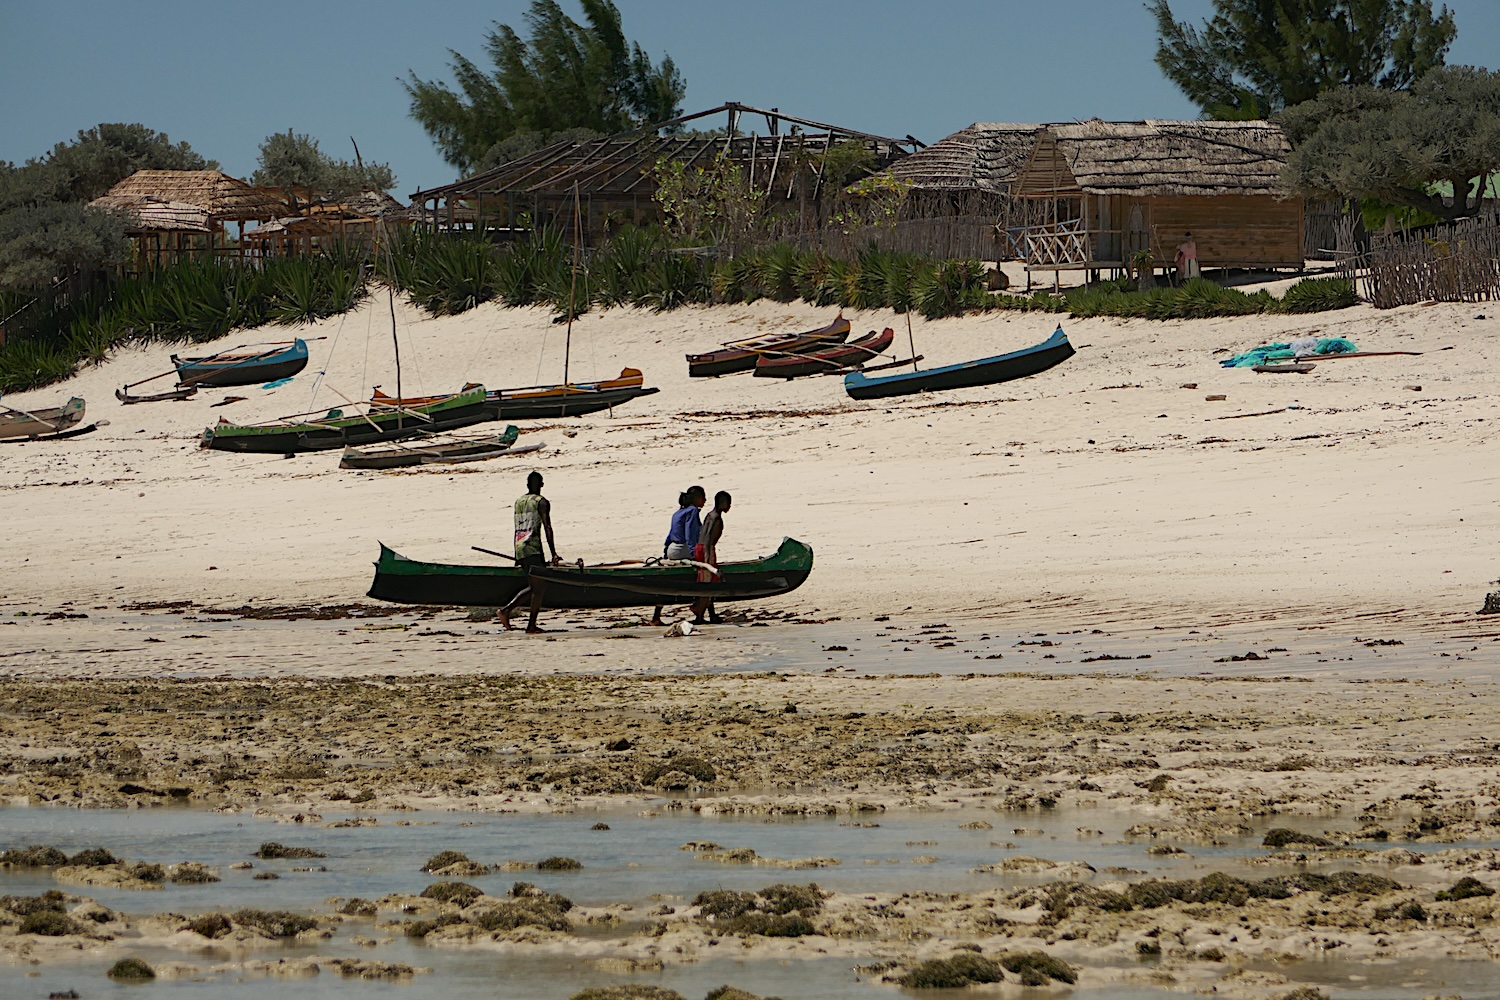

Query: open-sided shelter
[411,102,919,245]
[1008,120,1301,281]
[93,170,286,265]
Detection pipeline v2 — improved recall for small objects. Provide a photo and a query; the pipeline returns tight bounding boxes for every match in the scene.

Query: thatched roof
[98,170,285,221]
[885,124,1040,192]
[310,190,414,221]
[90,196,211,233]
[1041,120,1290,197]
[242,216,331,241]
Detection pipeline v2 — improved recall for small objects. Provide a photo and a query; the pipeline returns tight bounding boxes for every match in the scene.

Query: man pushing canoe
[499,470,560,633]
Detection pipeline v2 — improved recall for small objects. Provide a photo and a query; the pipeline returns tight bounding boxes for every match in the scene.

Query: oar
[472,545,518,562]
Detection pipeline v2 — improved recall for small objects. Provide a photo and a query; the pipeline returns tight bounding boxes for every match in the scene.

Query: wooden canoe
[202,386,491,453]
[171,339,309,387]
[0,397,87,440]
[372,369,660,421]
[844,326,1074,400]
[341,425,522,470]
[754,326,895,379]
[687,315,850,377]
[369,537,814,609]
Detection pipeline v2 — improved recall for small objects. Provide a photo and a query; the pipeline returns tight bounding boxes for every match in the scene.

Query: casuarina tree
[404,0,685,174]
[1149,0,1457,118]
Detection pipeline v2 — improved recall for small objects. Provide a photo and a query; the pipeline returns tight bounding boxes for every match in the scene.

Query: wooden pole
[906,312,919,370]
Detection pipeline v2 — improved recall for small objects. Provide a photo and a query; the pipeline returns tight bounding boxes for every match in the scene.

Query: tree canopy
[250,131,396,210]
[1150,0,1457,118]
[404,0,685,174]
[1279,65,1500,221]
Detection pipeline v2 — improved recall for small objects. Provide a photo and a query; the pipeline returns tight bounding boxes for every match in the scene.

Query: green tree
[250,131,396,210]
[404,0,685,173]
[1280,65,1500,221]
[1,124,217,212]
[1149,0,1457,118]
[0,200,128,288]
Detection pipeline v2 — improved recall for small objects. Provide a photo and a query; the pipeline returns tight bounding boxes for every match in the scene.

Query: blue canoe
[172,339,309,388]
[844,326,1074,400]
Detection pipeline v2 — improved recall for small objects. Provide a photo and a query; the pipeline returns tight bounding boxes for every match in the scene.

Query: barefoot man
[499,471,559,633]
[692,490,731,625]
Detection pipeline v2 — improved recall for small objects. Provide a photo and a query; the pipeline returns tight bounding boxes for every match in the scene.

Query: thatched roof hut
[1009,120,1302,280]
[96,170,285,222]
[885,123,1040,193]
[90,197,211,234]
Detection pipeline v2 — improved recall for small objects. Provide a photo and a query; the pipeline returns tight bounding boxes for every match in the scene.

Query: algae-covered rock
[231,908,318,938]
[1,845,67,867]
[899,953,1004,988]
[255,842,326,860]
[537,856,582,871]
[569,987,686,1000]
[108,957,156,980]
[998,949,1077,985]
[1435,876,1496,901]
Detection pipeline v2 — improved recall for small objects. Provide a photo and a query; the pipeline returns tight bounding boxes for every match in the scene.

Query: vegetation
[251,130,396,209]
[403,0,684,173]
[998,950,1077,986]
[421,881,485,907]
[1150,0,1456,118]
[1435,876,1496,901]
[255,841,329,860]
[692,882,825,938]
[231,908,318,937]
[0,845,68,866]
[1280,65,1500,222]
[107,957,156,980]
[899,952,1004,988]
[187,913,234,938]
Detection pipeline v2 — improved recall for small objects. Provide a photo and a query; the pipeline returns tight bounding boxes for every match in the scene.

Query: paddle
[472,545,519,562]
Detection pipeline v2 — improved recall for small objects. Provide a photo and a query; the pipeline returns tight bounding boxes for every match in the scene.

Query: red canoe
[686,315,850,377]
[753,326,895,379]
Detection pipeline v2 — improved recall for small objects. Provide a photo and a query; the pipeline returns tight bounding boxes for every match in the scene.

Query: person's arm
[539,497,559,563]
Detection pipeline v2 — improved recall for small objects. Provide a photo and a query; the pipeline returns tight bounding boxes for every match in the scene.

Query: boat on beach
[754,326,895,379]
[368,537,814,609]
[844,326,1075,400]
[340,424,526,470]
[170,339,310,387]
[200,385,490,453]
[483,367,660,419]
[687,315,851,377]
[0,396,102,441]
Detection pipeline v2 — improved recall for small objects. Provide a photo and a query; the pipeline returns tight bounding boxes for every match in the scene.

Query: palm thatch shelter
[412,102,919,245]
[93,170,286,266]
[1008,120,1301,282]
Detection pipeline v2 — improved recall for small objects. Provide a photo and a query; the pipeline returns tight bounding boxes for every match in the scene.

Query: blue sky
[2,0,1496,198]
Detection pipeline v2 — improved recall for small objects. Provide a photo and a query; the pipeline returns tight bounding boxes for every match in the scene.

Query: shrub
[999,949,1077,985]
[1281,276,1357,313]
[232,908,318,937]
[421,881,484,907]
[899,953,1004,988]
[107,957,156,980]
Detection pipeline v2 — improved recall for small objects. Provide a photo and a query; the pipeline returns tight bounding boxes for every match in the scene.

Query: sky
[3,0,1497,198]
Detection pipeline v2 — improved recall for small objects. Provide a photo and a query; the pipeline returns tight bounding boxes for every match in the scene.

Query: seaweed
[107,957,156,980]
[231,908,318,937]
[999,950,1077,985]
[899,953,1004,988]
[421,881,484,907]
[255,842,326,860]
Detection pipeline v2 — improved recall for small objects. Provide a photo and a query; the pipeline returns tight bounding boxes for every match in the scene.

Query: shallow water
[4,804,1499,999]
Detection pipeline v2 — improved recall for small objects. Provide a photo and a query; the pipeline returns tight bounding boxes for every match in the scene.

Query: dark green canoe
[368,537,814,609]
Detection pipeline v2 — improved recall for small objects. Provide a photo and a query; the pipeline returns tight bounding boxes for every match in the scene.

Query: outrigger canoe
[171,339,309,388]
[844,326,1075,400]
[368,537,814,609]
[0,397,99,441]
[483,368,659,420]
[687,315,850,377]
[755,326,895,379]
[201,386,490,453]
[340,425,523,470]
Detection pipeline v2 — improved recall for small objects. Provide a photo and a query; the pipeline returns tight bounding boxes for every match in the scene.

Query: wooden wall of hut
[1137,195,1303,268]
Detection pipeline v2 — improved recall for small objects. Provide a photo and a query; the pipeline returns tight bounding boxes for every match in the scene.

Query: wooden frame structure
[410,102,920,244]
[92,170,285,267]
[1006,120,1303,284]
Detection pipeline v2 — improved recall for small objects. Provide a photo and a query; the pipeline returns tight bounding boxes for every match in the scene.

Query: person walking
[1174,231,1199,283]
[499,471,559,633]
[651,486,705,627]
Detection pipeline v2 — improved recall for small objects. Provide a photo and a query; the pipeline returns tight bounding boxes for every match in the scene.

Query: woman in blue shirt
[652,485,705,626]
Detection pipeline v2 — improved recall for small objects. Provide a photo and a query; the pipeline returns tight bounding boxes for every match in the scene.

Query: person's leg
[651,605,664,626]
[525,582,546,633]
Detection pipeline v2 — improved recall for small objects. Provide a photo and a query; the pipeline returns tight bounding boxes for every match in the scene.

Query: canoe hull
[484,385,659,420]
[202,388,491,454]
[173,340,310,387]
[687,317,850,377]
[340,426,520,470]
[754,327,895,379]
[369,538,814,609]
[0,397,86,440]
[844,327,1074,400]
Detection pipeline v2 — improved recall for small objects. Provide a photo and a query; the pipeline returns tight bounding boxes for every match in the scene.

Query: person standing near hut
[1174,232,1200,282]
[499,471,559,633]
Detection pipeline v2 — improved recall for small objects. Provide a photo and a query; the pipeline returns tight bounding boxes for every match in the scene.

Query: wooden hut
[412,102,918,246]
[1008,120,1301,282]
[92,170,286,262]
[87,197,212,271]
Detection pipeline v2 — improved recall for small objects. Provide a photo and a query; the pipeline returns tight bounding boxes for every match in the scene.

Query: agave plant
[0,339,78,392]
[639,251,710,312]
[594,226,661,307]
[751,243,801,303]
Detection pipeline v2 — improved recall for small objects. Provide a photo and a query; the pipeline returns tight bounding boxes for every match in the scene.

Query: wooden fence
[1339,209,1500,308]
